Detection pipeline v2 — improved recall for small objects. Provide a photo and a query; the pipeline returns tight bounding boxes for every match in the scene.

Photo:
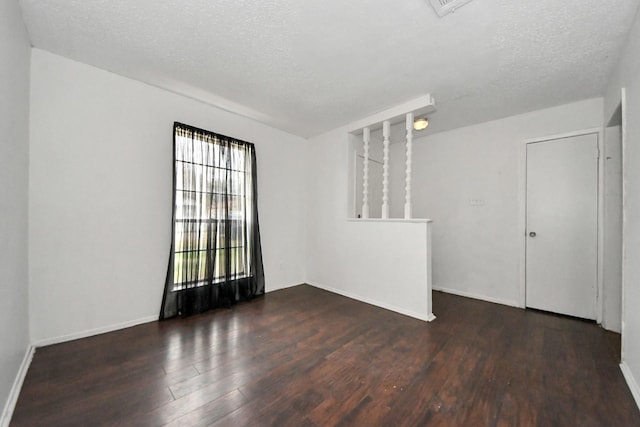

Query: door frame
[620,87,627,360]
[518,127,604,323]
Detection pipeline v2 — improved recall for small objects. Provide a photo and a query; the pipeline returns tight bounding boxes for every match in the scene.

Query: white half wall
[307,127,433,321]
[311,219,433,320]
[387,98,604,307]
[28,49,308,344]
[0,0,31,423]
[605,3,640,409]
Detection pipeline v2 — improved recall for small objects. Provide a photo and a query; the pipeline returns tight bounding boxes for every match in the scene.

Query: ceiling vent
[428,0,475,17]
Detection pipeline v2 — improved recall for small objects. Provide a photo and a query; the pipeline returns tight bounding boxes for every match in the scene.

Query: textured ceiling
[19,0,640,137]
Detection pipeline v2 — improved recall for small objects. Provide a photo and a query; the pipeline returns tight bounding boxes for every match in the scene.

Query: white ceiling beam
[348,94,436,135]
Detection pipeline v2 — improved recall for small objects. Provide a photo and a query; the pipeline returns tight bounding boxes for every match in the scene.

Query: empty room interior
[4,0,640,425]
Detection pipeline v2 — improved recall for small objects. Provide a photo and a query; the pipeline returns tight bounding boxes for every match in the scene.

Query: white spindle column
[381,120,390,219]
[362,127,370,219]
[404,113,413,219]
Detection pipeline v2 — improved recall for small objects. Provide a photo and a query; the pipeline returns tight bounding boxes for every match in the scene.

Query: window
[171,124,254,291]
[160,123,264,319]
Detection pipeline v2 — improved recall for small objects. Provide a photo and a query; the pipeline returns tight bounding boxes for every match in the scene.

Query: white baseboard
[31,286,305,348]
[0,345,35,427]
[308,282,435,322]
[33,315,158,348]
[432,286,519,308]
[620,361,640,411]
[266,282,302,293]
[602,321,622,334]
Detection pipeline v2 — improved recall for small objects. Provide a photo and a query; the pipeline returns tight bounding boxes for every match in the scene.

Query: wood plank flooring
[11,285,640,426]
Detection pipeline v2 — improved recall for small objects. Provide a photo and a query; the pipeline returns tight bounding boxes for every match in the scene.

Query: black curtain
[160,122,264,319]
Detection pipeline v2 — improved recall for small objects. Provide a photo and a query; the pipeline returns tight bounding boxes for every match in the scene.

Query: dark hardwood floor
[11,285,640,426]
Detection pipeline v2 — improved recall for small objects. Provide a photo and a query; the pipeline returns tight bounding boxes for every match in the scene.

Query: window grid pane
[172,129,251,291]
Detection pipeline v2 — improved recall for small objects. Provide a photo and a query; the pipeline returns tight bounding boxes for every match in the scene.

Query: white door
[525,133,599,320]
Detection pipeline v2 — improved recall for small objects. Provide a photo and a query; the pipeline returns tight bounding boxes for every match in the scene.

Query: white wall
[29,49,308,344]
[354,147,383,218]
[0,0,31,421]
[306,128,433,321]
[387,99,604,306]
[605,3,640,405]
[603,126,623,333]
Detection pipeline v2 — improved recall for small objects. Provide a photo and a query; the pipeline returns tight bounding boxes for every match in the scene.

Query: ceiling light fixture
[413,117,429,131]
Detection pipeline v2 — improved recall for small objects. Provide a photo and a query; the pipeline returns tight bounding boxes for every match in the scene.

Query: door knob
[529,232,537,237]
